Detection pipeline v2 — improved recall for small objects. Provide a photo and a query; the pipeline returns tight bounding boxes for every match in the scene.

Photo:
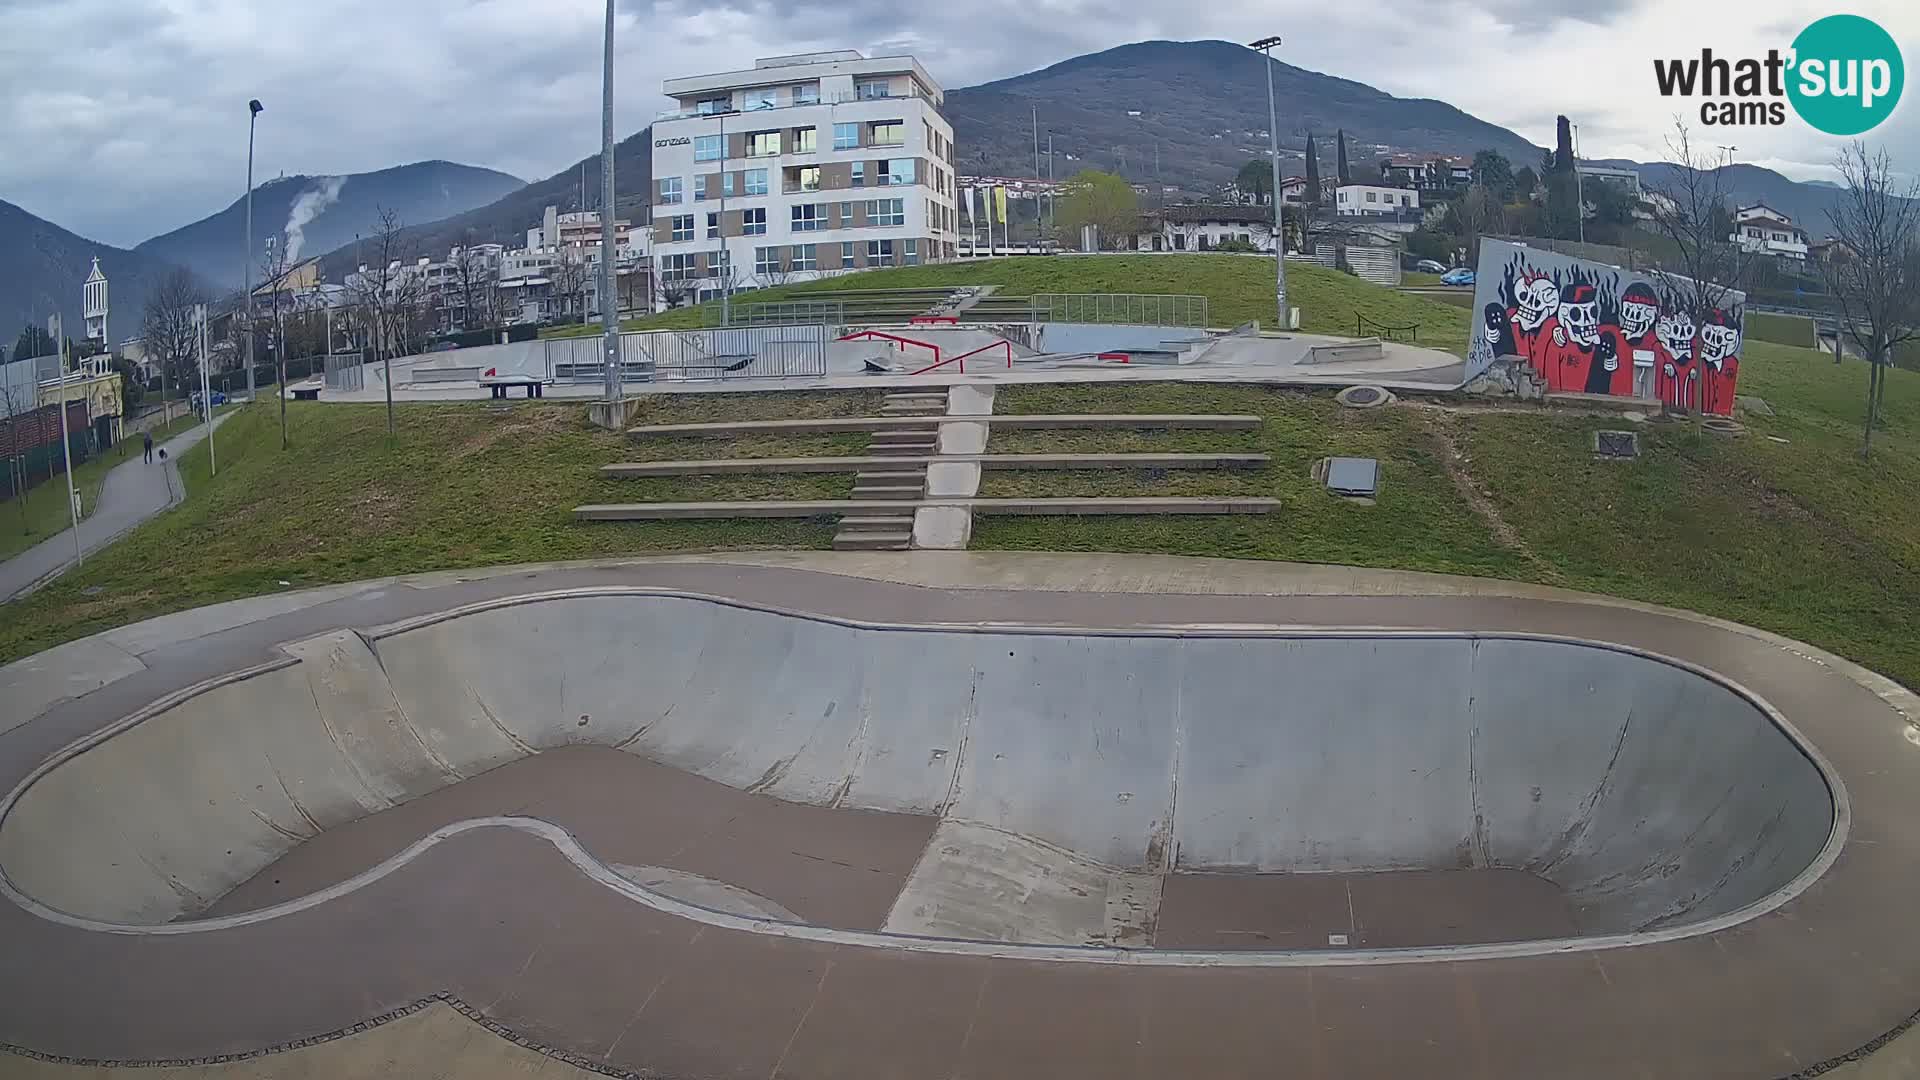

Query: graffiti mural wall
[1465,239,1746,414]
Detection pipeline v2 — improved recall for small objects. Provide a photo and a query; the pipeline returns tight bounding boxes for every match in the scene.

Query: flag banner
[994,186,1009,225]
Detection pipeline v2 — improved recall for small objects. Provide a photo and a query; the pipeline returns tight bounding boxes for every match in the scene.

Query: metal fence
[321,351,365,392]
[1027,293,1210,328]
[718,299,847,327]
[546,325,829,383]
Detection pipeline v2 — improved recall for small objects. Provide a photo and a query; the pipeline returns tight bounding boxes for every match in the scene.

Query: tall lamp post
[1249,36,1290,330]
[243,99,263,403]
[1572,121,1586,245]
[599,0,621,401]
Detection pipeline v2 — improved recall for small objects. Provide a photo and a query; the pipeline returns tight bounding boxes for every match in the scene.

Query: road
[0,412,230,602]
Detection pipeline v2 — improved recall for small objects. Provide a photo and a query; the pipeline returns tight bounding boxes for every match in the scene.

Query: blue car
[1440,268,1476,287]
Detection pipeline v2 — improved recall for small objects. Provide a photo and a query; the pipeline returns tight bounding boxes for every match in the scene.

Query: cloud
[0,0,1911,246]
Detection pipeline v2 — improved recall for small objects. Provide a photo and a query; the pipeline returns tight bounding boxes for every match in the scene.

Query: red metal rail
[837,330,940,366]
[908,338,1013,376]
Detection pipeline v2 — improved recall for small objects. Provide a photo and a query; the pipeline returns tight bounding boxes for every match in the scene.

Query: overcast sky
[2,0,1913,247]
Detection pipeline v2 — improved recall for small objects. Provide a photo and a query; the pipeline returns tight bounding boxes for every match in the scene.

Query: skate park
[2,552,1917,1079]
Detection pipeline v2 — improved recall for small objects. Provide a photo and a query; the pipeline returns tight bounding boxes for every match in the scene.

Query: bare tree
[656,265,701,310]
[258,238,293,449]
[0,377,35,530]
[1452,184,1506,264]
[346,206,411,437]
[1819,141,1920,457]
[549,250,589,323]
[455,237,498,333]
[1643,120,1750,324]
[140,267,205,422]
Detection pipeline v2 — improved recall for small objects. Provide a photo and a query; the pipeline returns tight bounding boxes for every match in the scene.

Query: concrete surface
[624,414,1262,438]
[601,452,1269,476]
[0,553,1912,1079]
[0,413,230,601]
[573,497,1282,519]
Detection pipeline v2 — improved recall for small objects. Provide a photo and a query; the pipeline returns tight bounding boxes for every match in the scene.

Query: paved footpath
[0,413,230,602]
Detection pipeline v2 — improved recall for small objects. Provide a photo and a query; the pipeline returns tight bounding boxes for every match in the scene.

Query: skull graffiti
[1619,284,1659,340]
[1699,310,1740,365]
[1516,274,1559,331]
[1657,310,1696,362]
[1557,284,1601,346]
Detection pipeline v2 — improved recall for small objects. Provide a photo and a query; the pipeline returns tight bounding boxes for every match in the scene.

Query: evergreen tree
[1304,133,1321,203]
[1336,129,1351,185]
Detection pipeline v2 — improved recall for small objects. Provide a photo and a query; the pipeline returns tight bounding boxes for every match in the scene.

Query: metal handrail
[837,329,939,366]
[909,338,1012,376]
[1357,313,1419,342]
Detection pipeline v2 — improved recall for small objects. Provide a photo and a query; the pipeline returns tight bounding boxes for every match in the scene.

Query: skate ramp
[0,593,1836,940]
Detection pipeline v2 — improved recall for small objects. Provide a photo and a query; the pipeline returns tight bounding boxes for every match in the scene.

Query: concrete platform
[625,414,1263,438]
[0,553,1914,1079]
[601,453,1272,476]
[573,497,1281,520]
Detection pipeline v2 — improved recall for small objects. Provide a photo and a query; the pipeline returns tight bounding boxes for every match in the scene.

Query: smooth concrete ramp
[0,593,1834,942]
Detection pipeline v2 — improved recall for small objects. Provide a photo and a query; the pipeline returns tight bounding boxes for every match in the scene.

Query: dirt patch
[1420,411,1563,583]
[448,406,581,463]
[348,489,409,530]
[57,589,159,621]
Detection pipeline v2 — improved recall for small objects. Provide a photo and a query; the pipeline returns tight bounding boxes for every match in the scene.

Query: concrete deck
[0,553,1915,1078]
[600,452,1272,476]
[573,497,1282,519]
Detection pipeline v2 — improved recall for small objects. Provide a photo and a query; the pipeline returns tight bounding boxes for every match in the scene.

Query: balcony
[655,84,927,122]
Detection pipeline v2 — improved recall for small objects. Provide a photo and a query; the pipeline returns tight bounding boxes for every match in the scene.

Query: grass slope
[0,410,215,562]
[582,256,1472,356]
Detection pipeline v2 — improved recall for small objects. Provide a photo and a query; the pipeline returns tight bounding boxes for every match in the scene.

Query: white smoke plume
[281,176,344,263]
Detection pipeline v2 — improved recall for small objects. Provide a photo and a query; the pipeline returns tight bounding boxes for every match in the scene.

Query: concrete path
[0,413,230,602]
[1,553,1916,1078]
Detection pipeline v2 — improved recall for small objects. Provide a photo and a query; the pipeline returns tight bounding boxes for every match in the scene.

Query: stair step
[832,531,913,550]
[871,443,938,455]
[850,485,923,500]
[883,392,948,402]
[870,428,939,440]
[838,514,915,529]
[853,471,927,483]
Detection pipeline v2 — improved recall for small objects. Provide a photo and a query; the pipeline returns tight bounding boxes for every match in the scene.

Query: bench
[479,370,554,399]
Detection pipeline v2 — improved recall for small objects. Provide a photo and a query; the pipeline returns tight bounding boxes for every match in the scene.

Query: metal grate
[1325,457,1379,497]
[1593,431,1639,459]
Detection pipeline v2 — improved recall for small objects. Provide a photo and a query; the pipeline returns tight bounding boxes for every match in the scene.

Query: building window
[791,244,817,272]
[746,130,780,157]
[867,199,904,226]
[661,253,695,279]
[670,216,693,242]
[693,175,706,200]
[707,212,720,239]
[755,246,781,276]
[1400,194,1410,206]
[1365,191,1377,203]
[791,83,819,105]
[883,159,915,186]
[694,135,723,162]
[695,96,729,115]
[840,201,854,225]
[744,87,777,111]
[722,172,736,197]
[787,165,820,193]
[833,123,859,151]
[793,127,817,153]
[792,203,825,231]
[903,239,920,265]
[744,168,768,196]
[709,248,729,277]
[867,239,895,265]
[851,161,865,188]
[869,120,904,147]
[742,208,766,235]
[659,177,682,204]
[856,79,890,100]
[842,241,856,264]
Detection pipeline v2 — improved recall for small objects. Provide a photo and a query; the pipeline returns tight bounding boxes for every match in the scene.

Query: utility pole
[1031,103,1041,253]
[717,109,730,326]
[1250,36,1291,330]
[1719,144,1740,283]
[1046,134,1055,240]
[1573,122,1586,245]
[50,314,81,568]
[244,99,263,402]
[599,0,621,401]
[196,303,216,476]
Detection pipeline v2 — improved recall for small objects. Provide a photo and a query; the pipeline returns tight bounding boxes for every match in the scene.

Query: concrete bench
[479,374,554,399]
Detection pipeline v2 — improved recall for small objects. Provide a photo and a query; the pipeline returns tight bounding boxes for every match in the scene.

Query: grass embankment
[0,409,216,562]
[0,393,879,662]
[975,341,1920,689]
[1745,311,1818,349]
[568,256,1472,357]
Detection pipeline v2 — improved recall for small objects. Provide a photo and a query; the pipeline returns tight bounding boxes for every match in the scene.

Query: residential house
[1732,204,1810,261]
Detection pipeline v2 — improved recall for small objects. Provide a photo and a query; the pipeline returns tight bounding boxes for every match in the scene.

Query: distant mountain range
[0,199,190,354]
[136,160,523,290]
[1593,160,1857,238]
[945,40,1543,188]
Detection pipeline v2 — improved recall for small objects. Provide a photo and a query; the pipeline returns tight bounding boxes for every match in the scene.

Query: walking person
[142,430,154,464]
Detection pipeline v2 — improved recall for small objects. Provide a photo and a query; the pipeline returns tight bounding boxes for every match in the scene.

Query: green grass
[0,409,216,561]
[0,402,842,663]
[1746,311,1818,349]
[575,257,1472,357]
[1402,271,1445,286]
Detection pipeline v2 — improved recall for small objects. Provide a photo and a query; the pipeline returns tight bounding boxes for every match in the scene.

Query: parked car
[1440,268,1476,287]
[1415,259,1449,274]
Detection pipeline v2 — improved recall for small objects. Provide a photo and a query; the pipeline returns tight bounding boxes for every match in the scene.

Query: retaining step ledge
[574,497,1279,520]
[625,414,1263,438]
[601,453,1272,477]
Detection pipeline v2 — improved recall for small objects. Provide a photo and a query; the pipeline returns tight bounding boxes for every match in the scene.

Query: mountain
[0,198,195,353]
[137,160,524,291]
[944,40,1543,190]
[314,132,653,281]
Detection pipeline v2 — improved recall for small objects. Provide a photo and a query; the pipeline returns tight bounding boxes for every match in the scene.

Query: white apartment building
[1733,204,1809,261]
[1335,184,1420,217]
[649,50,958,298]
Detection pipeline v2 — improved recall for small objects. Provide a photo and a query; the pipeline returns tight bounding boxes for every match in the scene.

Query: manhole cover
[1325,457,1379,496]
[1335,385,1394,409]
[1346,387,1382,405]
[1593,431,1639,459]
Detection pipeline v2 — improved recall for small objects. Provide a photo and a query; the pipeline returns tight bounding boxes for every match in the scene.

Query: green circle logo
[1788,15,1904,135]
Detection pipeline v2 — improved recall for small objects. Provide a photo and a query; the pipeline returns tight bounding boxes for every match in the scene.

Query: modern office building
[649,50,958,300]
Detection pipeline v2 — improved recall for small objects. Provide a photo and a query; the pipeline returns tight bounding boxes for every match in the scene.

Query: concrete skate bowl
[0,590,1841,959]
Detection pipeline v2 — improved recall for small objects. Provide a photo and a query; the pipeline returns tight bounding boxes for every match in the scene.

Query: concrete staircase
[833,391,944,550]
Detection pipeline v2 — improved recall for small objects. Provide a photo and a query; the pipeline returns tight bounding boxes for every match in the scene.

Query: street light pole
[49,314,81,569]
[1250,36,1290,331]
[1572,122,1586,245]
[599,0,621,402]
[244,99,262,403]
